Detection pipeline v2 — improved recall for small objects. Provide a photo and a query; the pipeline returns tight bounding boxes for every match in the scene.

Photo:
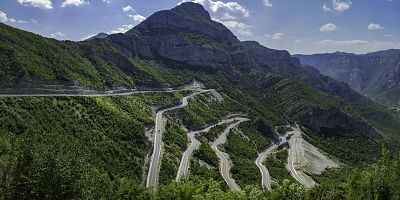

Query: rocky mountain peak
[119,2,243,70]
[172,2,211,20]
[129,2,238,44]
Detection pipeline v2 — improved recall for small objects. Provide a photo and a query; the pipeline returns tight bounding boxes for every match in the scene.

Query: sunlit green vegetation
[193,136,219,168]
[264,148,295,184]
[302,127,381,165]
[189,136,223,183]
[239,121,271,150]
[223,131,260,187]
[4,151,395,199]
[159,120,188,184]
[203,123,229,142]
[0,92,185,199]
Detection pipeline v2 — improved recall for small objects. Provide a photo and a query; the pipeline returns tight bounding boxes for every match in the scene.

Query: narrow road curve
[176,116,246,181]
[211,118,249,191]
[146,88,212,188]
[286,126,317,188]
[255,145,276,189]
[255,131,289,189]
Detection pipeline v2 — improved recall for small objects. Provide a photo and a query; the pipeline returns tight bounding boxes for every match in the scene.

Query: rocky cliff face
[242,41,361,101]
[241,41,302,75]
[122,2,252,70]
[288,106,381,139]
[296,50,400,106]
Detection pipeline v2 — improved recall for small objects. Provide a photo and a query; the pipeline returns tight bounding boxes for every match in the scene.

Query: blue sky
[0,0,399,54]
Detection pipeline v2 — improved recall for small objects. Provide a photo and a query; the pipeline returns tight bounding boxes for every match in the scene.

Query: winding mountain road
[255,146,274,189]
[211,118,249,190]
[146,88,212,188]
[255,131,290,189]
[176,116,246,181]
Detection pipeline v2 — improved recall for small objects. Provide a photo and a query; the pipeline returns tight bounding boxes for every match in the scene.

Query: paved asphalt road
[255,131,290,189]
[211,118,249,191]
[176,116,247,181]
[146,89,211,188]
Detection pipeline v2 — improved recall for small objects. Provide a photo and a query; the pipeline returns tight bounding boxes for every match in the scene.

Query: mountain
[1,2,399,141]
[87,32,109,40]
[296,50,400,107]
[1,2,400,198]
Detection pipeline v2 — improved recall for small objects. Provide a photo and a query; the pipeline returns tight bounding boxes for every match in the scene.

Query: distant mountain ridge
[295,50,400,106]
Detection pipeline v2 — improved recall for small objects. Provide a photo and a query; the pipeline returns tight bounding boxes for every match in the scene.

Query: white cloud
[179,0,206,6]
[0,11,7,22]
[320,23,337,32]
[384,34,393,37]
[123,5,133,12]
[103,0,112,3]
[109,24,134,34]
[319,39,368,46]
[61,0,86,7]
[368,23,384,30]
[272,33,285,40]
[209,1,250,17]
[17,0,53,9]
[51,32,66,38]
[180,0,250,18]
[80,33,96,41]
[221,13,236,20]
[218,20,253,36]
[332,0,352,11]
[122,5,145,23]
[318,39,400,53]
[180,0,251,37]
[128,14,146,22]
[322,4,332,12]
[264,0,272,7]
[14,19,38,24]
[265,33,285,40]
[0,11,37,24]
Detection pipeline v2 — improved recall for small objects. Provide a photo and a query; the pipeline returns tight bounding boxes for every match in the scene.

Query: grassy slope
[0,23,105,87]
[0,92,184,198]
